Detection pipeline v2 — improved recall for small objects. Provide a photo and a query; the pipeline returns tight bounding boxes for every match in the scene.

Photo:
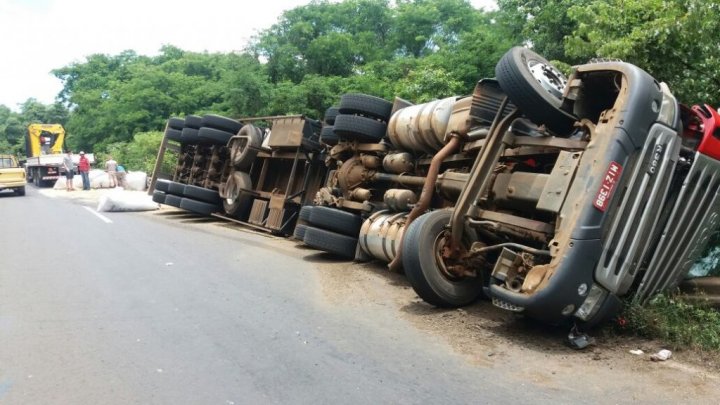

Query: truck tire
[167,181,186,196]
[223,171,253,218]
[309,206,362,237]
[166,128,182,142]
[229,124,262,170]
[164,194,183,208]
[168,117,185,130]
[333,114,387,143]
[402,209,484,307]
[298,205,314,222]
[495,47,576,134]
[184,115,202,129]
[155,179,171,192]
[198,127,235,145]
[303,226,358,259]
[293,224,308,240]
[181,127,199,144]
[180,197,219,216]
[152,190,166,203]
[320,126,338,146]
[338,93,393,122]
[201,114,243,134]
[15,186,26,196]
[184,185,221,204]
[324,107,340,125]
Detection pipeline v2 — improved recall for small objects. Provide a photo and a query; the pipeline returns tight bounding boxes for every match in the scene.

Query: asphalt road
[0,187,717,404]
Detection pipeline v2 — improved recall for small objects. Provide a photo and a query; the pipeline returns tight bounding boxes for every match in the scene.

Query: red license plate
[594,161,623,212]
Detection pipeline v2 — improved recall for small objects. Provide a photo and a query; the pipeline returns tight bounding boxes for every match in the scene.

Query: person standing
[105,155,118,188]
[78,151,91,190]
[62,150,76,191]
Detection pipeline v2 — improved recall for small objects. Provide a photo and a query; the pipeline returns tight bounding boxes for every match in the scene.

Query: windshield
[0,157,18,168]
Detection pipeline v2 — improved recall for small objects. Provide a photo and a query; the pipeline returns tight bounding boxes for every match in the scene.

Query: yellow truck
[24,124,94,187]
[0,154,26,196]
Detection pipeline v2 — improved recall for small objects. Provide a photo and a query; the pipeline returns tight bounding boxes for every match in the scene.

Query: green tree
[565,0,720,105]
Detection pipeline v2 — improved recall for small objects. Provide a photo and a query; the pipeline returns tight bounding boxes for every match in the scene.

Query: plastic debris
[650,349,672,361]
[567,325,596,350]
[165,262,174,266]
[629,349,644,355]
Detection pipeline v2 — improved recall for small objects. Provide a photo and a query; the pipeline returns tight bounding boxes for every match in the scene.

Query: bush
[100,131,176,175]
[618,293,720,351]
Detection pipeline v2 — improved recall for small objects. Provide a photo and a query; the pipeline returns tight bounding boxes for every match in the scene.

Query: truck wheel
[198,127,235,145]
[320,126,338,146]
[167,181,186,196]
[298,205,314,222]
[495,47,576,134]
[303,226,358,259]
[333,114,387,143]
[154,179,171,192]
[184,185,221,204]
[181,128,200,144]
[223,171,253,218]
[229,124,262,170]
[293,224,308,240]
[324,107,340,125]
[402,209,484,307]
[152,190,166,203]
[15,186,26,196]
[338,93,393,122]
[168,117,185,130]
[166,128,182,142]
[164,194,183,208]
[180,197,219,216]
[184,115,202,129]
[309,206,363,236]
[201,114,243,134]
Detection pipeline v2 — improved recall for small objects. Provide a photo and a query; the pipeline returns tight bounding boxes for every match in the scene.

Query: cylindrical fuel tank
[358,210,409,263]
[387,97,457,154]
[383,152,415,174]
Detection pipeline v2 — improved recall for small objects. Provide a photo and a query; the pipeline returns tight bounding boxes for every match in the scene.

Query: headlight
[574,283,608,321]
[657,82,678,128]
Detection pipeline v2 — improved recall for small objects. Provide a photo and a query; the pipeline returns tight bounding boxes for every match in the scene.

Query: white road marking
[83,206,113,224]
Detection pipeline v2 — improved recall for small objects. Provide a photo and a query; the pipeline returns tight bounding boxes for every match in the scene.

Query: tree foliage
[565,0,720,106]
[2,0,719,161]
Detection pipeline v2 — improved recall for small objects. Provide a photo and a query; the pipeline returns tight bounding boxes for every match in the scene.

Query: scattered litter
[566,325,595,350]
[629,349,644,355]
[156,368,164,373]
[295,331,300,336]
[303,341,308,345]
[165,262,174,266]
[650,349,672,362]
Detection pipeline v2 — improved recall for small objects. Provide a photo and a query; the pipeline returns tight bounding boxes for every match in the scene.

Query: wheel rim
[527,58,567,100]
[433,230,464,281]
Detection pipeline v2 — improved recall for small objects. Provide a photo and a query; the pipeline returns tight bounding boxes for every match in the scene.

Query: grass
[613,293,720,351]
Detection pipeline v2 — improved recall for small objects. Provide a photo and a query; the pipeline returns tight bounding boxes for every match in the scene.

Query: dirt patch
[312,259,720,399]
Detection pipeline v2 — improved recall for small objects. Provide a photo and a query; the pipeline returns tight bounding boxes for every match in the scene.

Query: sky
[0,0,497,111]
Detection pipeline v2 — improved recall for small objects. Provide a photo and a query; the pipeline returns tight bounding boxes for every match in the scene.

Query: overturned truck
[151,47,720,329]
[304,47,720,328]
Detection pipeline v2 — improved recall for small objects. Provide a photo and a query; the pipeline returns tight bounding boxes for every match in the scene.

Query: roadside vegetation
[1,0,720,345]
[616,293,720,351]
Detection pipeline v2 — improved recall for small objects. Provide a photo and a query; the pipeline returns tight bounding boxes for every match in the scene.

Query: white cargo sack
[124,171,148,191]
[97,190,159,212]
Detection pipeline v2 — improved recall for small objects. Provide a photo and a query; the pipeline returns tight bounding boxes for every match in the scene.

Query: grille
[595,124,681,294]
[635,153,720,303]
